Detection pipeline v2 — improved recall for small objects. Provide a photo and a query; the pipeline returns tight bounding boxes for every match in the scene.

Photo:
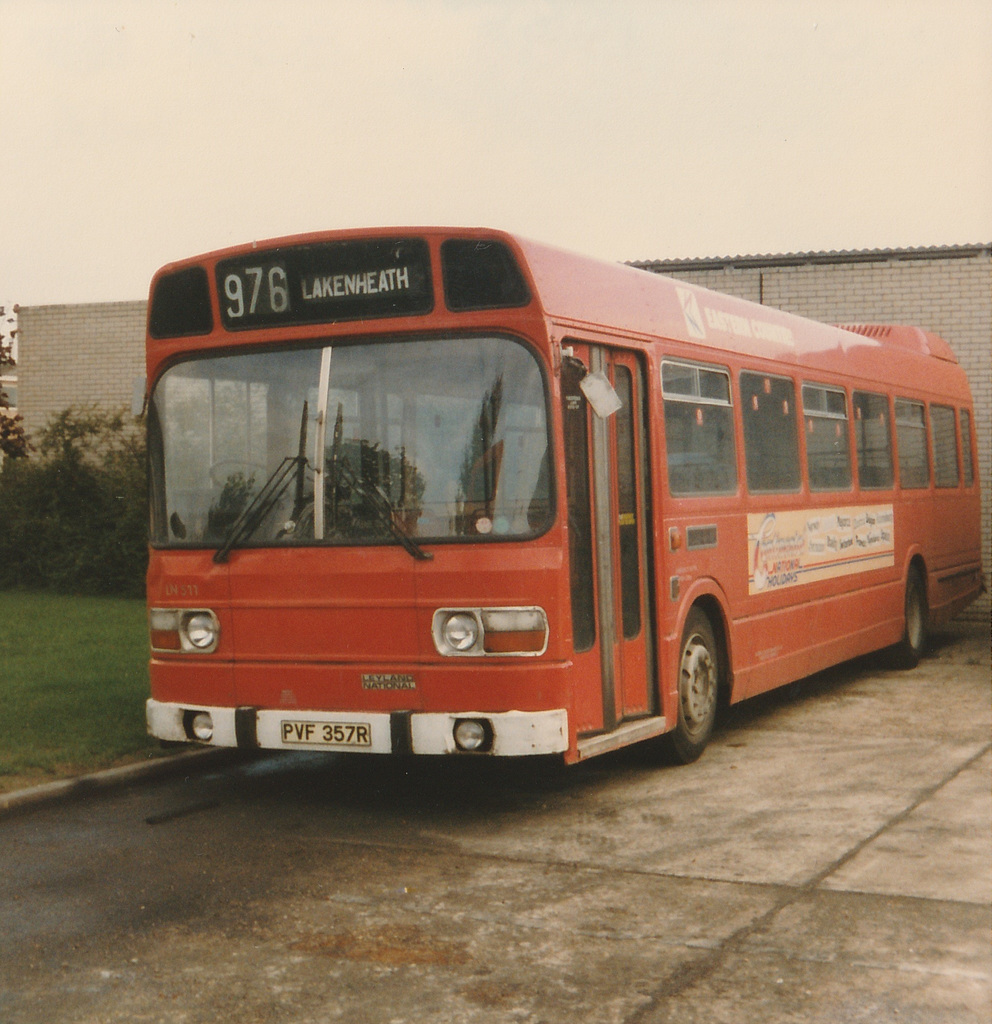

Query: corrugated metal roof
[628,243,992,273]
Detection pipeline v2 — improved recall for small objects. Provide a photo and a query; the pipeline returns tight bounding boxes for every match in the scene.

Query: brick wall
[635,247,992,597]
[17,301,147,442]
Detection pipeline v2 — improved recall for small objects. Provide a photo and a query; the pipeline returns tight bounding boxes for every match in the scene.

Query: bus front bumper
[146,699,569,757]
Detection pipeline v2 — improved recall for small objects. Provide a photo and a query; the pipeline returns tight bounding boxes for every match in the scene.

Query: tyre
[661,608,720,764]
[892,566,928,668]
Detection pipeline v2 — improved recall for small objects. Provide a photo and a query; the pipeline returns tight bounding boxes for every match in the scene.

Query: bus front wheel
[661,608,719,764]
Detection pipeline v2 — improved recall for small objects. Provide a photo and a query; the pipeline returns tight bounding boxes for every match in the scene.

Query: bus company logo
[676,287,707,339]
[361,673,417,691]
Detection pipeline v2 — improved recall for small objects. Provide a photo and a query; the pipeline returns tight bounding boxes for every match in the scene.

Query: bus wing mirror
[580,369,623,419]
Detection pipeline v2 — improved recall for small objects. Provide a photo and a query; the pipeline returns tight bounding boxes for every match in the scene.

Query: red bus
[144,228,984,764]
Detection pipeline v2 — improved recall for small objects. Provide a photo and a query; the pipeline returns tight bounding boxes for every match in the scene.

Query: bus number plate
[280,720,372,747]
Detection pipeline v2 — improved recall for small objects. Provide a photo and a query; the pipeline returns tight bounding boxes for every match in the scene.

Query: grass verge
[0,591,162,793]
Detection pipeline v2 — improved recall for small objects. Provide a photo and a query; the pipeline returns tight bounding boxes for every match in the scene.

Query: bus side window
[960,409,975,486]
[852,391,894,489]
[895,398,929,489]
[802,383,852,492]
[661,360,736,496]
[740,371,801,493]
[930,404,960,488]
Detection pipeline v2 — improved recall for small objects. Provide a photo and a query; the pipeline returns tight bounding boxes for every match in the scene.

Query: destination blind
[215,238,433,330]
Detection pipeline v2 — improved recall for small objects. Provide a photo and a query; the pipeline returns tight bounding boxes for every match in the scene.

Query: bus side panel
[917,487,984,624]
[658,508,747,701]
[662,499,900,703]
[802,579,905,680]
[718,486,981,700]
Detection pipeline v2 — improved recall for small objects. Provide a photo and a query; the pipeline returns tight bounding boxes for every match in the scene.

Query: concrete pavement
[0,613,988,1023]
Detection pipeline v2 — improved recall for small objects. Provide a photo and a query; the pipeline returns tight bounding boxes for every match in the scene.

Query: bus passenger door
[561,343,656,735]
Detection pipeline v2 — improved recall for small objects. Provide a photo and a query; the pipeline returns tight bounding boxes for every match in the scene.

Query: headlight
[185,613,218,650]
[441,612,482,653]
[453,718,493,752]
[432,607,548,657]
[190,712,214,742]
[150,608,220,654]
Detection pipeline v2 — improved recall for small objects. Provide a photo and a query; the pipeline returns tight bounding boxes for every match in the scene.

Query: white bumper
[147,699,568,757]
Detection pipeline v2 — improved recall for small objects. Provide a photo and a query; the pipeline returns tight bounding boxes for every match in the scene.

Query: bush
[0,407,147,597]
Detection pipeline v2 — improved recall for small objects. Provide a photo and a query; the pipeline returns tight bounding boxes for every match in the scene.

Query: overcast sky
[1,0,990,306]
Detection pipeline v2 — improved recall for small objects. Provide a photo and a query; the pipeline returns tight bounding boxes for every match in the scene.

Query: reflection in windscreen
[149,336,551,549]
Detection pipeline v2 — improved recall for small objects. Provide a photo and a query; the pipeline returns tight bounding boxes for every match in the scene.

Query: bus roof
[514,235,952,358]
[507,232,967,398]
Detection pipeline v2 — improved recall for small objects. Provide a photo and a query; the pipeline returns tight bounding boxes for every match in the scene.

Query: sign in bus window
[929,404,960,488]
[661,361,736,496]
[740,371,800,494]
[802,383,852,492]
[853,391,894,490]
[895,398,929,489]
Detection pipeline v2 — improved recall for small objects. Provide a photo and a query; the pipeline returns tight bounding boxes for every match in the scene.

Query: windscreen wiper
[213,456,306,564]
[337,458,432,561]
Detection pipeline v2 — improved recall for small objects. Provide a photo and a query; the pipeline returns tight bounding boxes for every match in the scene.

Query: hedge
[0,408,148,597]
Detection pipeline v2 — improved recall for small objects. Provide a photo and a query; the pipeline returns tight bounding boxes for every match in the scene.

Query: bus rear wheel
[661,608,719,764]
[893,566,928,668]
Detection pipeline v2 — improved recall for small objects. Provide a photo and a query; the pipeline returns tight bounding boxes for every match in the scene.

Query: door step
[576,716,668,761]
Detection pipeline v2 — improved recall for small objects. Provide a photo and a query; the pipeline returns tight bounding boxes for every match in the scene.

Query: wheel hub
[681,635,716,731]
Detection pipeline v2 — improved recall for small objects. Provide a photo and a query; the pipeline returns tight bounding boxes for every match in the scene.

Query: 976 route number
[280,720,372,747]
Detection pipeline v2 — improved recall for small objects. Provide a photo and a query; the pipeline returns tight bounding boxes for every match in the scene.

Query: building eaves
[628,243,992,273]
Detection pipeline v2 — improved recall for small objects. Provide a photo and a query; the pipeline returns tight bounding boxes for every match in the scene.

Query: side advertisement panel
[748,505,895,595]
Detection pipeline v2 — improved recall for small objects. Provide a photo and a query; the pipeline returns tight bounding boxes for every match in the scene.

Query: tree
[0,305,29,460]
